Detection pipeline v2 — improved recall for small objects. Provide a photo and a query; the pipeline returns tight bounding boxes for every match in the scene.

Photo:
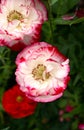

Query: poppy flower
[0,0,47,51]
[2,84,37,118]
[15,42,70,103]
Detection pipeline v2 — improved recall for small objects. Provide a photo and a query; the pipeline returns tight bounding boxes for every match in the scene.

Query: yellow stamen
[7,10,23,22]
[16,96,23,103]
[32,64,50,81]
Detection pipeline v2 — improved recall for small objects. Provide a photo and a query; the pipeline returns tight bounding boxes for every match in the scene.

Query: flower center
[32,64,50,81]
[7,10,23,22]
[16,96,23,103]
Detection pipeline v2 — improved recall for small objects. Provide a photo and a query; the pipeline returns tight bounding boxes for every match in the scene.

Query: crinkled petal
[15,42,70,102]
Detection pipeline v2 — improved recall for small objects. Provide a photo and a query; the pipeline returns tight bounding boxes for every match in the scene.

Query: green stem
[47,0,54,43]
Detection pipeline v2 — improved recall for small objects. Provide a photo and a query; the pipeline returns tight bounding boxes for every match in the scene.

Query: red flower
[2,84,37,118]
[76,8,84,18]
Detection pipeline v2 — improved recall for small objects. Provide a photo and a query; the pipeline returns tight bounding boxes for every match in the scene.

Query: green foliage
[49,0,58,5]
[54,17,84,25]
[0,0,84,130]
[0,47,16,88]
[1,127,10,130]
[51,0,79,16]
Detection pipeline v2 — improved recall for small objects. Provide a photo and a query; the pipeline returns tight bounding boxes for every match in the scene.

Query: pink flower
[15,42,70,102]
[62,14,76,20]
[78,123,84,130]
[65,105,74,112]
[0,0,47,51]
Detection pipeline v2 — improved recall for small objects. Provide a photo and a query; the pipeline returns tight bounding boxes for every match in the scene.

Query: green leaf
[52,0,79,15]
[1,127,10,130]
[50,0,58,5]
[54,17,84,25]
[71,120,78,130]
[58,99,67,108]
[70,17,84,25]
[54,17,71,25]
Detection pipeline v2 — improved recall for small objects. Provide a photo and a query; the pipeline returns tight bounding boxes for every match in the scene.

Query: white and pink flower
[15,42,70,102]
[0,0,47,51]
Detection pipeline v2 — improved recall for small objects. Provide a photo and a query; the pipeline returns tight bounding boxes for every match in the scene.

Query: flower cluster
[0,0,70,118]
